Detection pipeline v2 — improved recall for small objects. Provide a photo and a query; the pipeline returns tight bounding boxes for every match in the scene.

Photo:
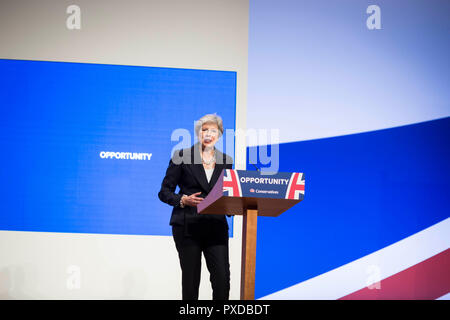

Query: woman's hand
[181,192,204,207]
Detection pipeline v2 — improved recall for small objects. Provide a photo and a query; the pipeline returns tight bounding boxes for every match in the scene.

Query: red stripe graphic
[339,248,450,300]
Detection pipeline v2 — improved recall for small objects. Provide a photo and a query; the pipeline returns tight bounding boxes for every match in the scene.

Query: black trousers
[172,222,230,300]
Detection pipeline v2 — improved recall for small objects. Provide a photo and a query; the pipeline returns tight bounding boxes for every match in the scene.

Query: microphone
[250,162,261,172]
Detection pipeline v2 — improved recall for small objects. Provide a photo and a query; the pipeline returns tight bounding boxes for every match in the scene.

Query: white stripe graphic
[437,293,450,300]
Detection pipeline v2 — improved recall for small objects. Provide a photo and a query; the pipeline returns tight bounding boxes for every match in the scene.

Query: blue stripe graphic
[248,117,450,298]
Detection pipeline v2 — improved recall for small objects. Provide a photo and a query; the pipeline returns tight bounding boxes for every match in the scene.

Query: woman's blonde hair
[194,113,224,138]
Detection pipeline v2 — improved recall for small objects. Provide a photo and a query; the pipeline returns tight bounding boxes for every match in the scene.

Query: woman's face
[199,122,220,149]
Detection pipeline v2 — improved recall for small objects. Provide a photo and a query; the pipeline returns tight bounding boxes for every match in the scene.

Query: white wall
[0,0,249,299]
[247,0,450,144]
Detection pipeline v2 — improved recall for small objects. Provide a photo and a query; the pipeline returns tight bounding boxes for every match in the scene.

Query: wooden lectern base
[240,209,258,300]
[197,169,305,300]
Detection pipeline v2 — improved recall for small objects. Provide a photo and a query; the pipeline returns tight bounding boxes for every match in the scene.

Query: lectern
[197,169,305,300]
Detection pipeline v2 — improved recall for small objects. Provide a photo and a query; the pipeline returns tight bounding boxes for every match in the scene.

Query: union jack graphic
[285,172,305,200]
[223,169,242,197]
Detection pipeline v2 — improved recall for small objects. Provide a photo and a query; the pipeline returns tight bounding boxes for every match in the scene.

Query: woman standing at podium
[158,114,233,300]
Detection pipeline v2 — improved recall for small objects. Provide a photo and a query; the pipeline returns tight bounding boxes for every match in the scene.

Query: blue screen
[0,59,236,236]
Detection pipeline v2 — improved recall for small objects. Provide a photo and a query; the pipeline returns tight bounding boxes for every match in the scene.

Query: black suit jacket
[158,143,233,229]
